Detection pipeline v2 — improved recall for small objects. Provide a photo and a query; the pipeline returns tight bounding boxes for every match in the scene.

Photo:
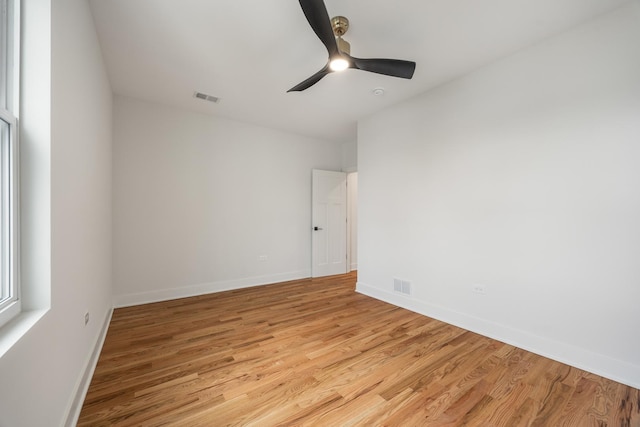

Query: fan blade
[287,65,331,92]
[298,0,339,57]
[349,56,416,79]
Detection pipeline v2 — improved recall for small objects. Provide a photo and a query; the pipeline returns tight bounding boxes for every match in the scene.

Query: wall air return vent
[393,278,411,295]
[193,91,220,103]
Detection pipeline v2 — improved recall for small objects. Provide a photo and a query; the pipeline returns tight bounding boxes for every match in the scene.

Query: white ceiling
[89,0,628,143]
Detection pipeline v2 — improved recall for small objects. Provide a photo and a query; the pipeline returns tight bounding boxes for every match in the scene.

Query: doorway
[311,170,357,278]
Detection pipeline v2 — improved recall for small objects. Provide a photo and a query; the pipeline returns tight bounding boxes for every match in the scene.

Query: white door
[312,169,347,278]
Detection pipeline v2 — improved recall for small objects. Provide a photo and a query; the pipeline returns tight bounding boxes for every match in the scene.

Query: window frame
[0,0,20,329]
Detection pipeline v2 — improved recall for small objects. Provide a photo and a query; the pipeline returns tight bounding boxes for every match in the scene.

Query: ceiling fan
[288,0,417,92]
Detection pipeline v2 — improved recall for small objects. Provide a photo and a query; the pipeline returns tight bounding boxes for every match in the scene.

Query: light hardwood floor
[79,272,639,426]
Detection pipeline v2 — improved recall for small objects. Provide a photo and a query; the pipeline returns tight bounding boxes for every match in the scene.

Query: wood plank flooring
[79,272,640,426]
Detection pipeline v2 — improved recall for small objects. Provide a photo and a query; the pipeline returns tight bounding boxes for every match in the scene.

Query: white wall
[348,172,358,271]
[113,96,342,306]
[342,140,357,173]
[357,1,640,388]
[0,0,113,425]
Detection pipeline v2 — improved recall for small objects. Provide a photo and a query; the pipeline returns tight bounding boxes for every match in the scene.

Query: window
[0,0,19,328]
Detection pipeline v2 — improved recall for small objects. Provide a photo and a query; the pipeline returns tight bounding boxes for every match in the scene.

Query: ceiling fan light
[329,57,349,72]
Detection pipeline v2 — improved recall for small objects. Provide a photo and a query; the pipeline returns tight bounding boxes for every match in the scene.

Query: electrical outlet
[472,284,486,295]
[258,255,268,262]
[84,311,90,325]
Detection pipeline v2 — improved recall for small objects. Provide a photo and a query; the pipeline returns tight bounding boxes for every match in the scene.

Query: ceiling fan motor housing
[337,37,351,55]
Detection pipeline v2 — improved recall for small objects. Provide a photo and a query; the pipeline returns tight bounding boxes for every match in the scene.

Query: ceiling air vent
[193,91,220,104]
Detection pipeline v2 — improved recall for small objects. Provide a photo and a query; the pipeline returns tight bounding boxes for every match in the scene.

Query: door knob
[314,226,323,231]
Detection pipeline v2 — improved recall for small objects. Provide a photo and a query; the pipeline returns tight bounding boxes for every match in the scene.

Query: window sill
[0,308,48,358]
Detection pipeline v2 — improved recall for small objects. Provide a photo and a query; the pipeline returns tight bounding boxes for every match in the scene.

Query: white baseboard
[113,270,310,308]
[64,307,113,427]
[356,281,640,390]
